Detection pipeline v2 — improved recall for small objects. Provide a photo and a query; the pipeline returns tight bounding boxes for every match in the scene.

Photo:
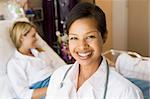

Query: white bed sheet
[103,49,150,81]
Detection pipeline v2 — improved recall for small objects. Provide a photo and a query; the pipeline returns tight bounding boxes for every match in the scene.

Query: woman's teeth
[78,52,92,59]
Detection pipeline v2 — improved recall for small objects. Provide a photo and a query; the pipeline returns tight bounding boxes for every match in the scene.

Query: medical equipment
[59,58,110,99]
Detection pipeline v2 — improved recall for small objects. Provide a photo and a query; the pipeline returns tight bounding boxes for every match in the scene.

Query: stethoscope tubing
[59,59,109,99]
[103,60,109,99]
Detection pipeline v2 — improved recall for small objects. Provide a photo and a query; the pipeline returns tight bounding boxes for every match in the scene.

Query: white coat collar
[67,56,108,79]
[63,56,108,97]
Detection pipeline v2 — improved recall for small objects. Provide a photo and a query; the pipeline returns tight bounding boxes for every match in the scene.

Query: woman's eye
[87,35,96,39]
[32,34,36,38]
[69,37,78,40]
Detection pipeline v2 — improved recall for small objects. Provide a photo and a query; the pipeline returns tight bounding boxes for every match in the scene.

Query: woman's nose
[78,39,89,50]
[35,37,38,41]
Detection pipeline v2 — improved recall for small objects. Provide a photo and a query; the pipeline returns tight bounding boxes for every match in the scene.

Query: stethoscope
[59,59,109,99]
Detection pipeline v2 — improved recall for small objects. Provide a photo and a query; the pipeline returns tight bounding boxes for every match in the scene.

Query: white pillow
[0,18,29,75]
[115,53,150,81]
[0,20,15,74]
[36,34,66,69]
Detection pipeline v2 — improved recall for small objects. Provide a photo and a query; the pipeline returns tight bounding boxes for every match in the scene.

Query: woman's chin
[76,58,92,66]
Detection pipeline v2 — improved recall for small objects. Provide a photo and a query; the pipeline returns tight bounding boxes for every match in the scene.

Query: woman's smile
[68,17,103,66]
[77,51,93,60]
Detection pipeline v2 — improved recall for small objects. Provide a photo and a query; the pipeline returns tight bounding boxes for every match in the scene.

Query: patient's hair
[10,21,37,49]
[66,2,108,43]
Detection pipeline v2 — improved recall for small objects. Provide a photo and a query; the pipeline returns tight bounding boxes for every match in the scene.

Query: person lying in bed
[46,2,143,99]
[7,21,52,99]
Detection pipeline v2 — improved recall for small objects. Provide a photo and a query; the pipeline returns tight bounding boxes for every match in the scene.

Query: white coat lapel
[84,57,108,99]
[78,84,95,99]
[55,79,74,99]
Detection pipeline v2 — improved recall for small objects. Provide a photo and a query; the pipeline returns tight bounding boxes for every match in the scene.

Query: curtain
[42,0,56,48]
[42,0,78,49]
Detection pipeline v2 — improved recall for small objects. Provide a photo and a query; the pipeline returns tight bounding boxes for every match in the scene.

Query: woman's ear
[103,31,108,43]
[19,35,24,43]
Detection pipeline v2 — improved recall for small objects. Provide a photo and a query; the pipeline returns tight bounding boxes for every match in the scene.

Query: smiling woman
[46,2,143,99]
[68,18,103,69]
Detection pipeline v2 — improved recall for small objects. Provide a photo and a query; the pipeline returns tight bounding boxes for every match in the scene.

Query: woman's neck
[18,47,33,56]
[77,57,102,90]
[79,62,99,80]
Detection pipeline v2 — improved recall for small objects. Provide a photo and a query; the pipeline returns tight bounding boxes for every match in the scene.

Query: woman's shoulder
[7,50,28,68]
[49,64,72,84]
[9,49,25,60]
[109,69,136,87]
[108,69,143,98]
[52,64,72,77]
[7,51,19,65]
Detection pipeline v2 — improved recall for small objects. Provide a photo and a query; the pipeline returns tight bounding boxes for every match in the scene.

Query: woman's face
[20,27,37,50]
[68,18,103,67]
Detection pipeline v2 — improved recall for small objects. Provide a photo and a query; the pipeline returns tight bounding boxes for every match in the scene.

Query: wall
[28,0,42,8]
[128,0,149,56]
[112,0,128,50]
[95,0,112,52]
[149,0,150,56]
[80,0,95,3]
[0,0,4,15]
[14,0,42,9]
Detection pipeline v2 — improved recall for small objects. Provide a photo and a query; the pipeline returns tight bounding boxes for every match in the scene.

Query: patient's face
[68,17,103,67]
[20,27,37,50]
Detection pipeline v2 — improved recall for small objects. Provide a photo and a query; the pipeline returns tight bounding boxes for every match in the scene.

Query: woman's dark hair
[66,2,107,43]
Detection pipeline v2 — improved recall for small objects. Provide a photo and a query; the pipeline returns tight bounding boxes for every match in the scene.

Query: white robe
[46,57,143,99]
[7,49,54,99]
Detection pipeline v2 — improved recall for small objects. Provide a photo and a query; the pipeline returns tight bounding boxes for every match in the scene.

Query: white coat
[46,57,143,99]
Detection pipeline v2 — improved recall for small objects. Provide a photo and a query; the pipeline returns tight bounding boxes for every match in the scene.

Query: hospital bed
[0,18,66,98]
[103,49,150,99]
